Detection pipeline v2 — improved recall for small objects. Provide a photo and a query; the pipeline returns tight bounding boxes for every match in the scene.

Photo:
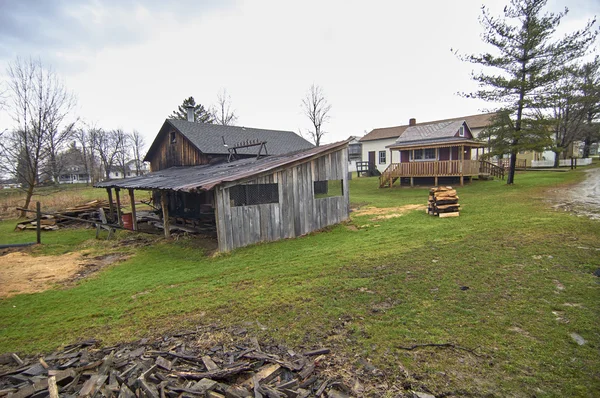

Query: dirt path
[554,167,600,220]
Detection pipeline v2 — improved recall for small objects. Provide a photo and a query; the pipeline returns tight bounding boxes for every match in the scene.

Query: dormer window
[170,131,176,144]
[458,125,465,137]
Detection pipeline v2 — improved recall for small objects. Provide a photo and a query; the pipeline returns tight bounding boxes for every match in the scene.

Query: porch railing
[382,160,481,178]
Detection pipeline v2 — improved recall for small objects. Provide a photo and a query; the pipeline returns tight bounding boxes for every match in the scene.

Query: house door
[368,151,375,165]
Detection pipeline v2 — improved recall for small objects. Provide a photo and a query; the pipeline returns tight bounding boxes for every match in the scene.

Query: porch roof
[95,139,350,193]
[387,137,485,150]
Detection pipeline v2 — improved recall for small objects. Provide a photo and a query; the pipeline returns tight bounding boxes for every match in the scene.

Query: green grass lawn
[1,170,599,396]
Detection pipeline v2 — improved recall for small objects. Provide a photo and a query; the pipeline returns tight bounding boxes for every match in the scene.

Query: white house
[360,113,497,173]
[107,160,150,180]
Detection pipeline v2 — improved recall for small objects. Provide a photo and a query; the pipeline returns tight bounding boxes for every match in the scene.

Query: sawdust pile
[0,252,84,297]
[352,204,426,220]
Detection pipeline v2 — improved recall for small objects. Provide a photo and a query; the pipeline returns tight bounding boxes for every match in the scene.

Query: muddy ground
[552,166,600,220]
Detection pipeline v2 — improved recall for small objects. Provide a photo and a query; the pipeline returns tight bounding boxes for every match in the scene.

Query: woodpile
[0,328,353,398]
[427,186,460,218]
[15,201,117,232]
[15,215,59,231]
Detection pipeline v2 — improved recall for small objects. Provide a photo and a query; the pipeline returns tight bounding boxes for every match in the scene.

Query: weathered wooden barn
[96,127,350,251]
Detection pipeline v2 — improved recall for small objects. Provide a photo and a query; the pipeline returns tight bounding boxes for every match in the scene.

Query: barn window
[314,179,343,198]
[170,131,176,144]
[229,183,279,206]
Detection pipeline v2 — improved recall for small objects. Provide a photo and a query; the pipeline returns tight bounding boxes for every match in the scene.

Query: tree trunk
[20,184,35,218]
[507,151,517,184]
[553,150,560,168]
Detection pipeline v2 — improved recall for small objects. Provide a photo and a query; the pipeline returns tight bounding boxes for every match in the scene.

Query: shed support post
[36,201,41,244]
[410,177,414,187]
[115,188,123,227]
[106,188,114,222]
[161,191,170,239]
[434,176,438,186]
[128,188,138,231]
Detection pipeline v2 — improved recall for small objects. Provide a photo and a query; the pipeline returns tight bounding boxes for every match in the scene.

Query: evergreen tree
[579,57,600,157]
[169,96,213,123]
[461,0,597,183]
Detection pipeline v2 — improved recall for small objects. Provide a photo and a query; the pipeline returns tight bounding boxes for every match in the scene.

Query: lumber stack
[15,215,59,231]
[428,186,460,218]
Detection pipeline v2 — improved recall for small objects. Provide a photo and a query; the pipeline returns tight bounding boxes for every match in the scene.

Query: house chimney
[185,105,195,122]
[409,118,416,126]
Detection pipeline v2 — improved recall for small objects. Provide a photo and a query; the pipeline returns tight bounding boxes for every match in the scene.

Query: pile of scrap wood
[15,200,118,232]
[15,215,59,231]
[62,200,115,219]
[427,186,460,218]
[0,327,355,398]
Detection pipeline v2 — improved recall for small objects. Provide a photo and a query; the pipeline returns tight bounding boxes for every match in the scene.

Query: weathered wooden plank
[292,166,301,237]
[285,168,295,239]
[214,189,227,252]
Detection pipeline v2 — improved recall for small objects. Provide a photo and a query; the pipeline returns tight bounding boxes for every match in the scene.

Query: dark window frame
[229,183,279,207]
[314,179,343,199]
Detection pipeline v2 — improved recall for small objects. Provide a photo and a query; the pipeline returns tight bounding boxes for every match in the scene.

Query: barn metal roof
[96,140,350,192]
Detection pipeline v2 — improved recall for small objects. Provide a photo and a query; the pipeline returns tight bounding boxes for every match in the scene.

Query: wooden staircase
[479,160,505,179]
[379,163,400,188]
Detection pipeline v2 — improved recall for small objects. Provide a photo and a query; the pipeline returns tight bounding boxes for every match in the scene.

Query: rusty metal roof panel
[96,140,350,192]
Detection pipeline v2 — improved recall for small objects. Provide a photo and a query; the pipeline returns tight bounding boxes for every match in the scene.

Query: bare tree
[129,130,146,176]
[94,128,123,180]
[211,89,238,126]
[0,57,76,216]
[113,129,129,178]
[301,84,331,146]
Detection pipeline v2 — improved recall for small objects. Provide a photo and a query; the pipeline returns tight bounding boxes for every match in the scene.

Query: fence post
[36,201,41,244]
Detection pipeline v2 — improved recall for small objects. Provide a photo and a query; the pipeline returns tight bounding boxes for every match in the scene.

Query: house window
[411,148,436,161]
[378,151,386,164]
[229,183,279,206]
[115,172,119,177]
[314,180,343,199]
[458,125,465,137]
[170,131,176,144]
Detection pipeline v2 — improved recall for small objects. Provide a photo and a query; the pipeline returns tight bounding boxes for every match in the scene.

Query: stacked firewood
[428,186,460,218]
[63,200,114,218]
[0,328,354,398]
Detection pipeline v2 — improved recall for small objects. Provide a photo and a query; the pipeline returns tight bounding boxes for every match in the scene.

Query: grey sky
[0,0,598,146]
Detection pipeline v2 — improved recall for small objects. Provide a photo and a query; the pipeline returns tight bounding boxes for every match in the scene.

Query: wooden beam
[460,145,464,187]
[161,191,170,239]
[106,188,114,222]
[36,201,41,244]
[128,188,138,231]
[115,188,123,227]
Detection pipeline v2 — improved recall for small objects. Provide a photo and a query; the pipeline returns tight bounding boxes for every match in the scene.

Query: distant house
[0,178,19,189]
[380,119,495,187]
[360,113,497,173]
[58,144,92,184]
[347,136,362,173]
[107,160,150,180]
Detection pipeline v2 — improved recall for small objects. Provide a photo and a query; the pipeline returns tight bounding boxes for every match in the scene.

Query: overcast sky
[0,0,598,147]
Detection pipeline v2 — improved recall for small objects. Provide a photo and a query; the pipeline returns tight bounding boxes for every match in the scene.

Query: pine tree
[461,0,597,183]
[169,96,213,123]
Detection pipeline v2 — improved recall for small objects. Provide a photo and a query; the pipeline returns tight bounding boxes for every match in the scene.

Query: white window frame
[458,125,465,137]
[378,151,387,164]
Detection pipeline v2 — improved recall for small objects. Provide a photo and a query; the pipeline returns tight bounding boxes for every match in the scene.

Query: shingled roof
[360,112,497,142]
[144,119,314,161]
[388,120,485,149]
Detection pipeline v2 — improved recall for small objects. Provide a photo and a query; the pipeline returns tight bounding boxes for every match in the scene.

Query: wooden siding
[149,130,209,171]
[214,148,349,252]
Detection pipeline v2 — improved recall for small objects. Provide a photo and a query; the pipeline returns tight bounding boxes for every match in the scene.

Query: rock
[570,333,586,346]
[593,268,600,277]
[412,391,436,398]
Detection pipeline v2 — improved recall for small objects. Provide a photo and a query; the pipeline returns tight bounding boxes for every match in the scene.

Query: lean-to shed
[95,140,351,252]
